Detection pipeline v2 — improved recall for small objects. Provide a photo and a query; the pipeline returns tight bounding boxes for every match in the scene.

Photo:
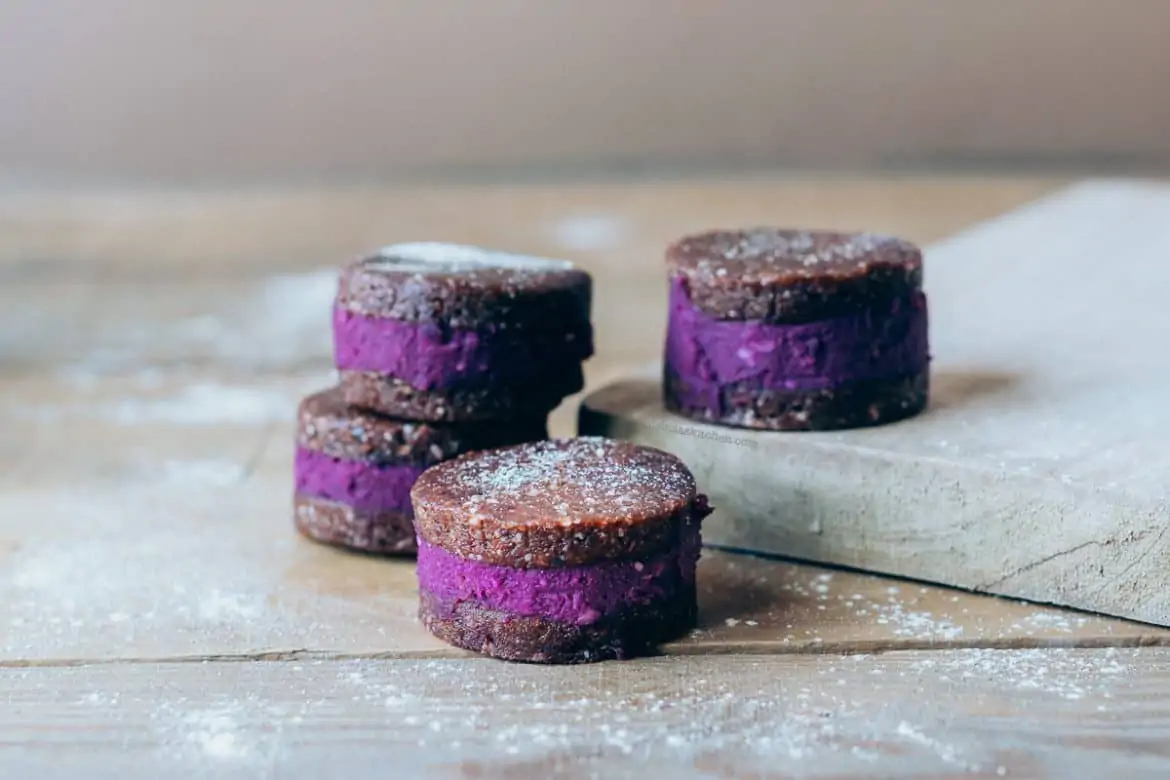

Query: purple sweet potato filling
[417,525,701,626]
[332,306,587,391]
[294,446,424,515]
[665,276,929,399]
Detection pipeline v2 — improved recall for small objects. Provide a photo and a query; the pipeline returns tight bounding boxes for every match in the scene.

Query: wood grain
[2,650,1167,778]
[0,177,1061,370]
[3,368,1166,664]
[3,175,1160,778]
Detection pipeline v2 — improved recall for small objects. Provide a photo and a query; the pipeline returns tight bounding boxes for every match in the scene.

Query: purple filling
[294,446,424,515]
[665,276,929,397]
[417,526,701,626]
[333,306,587,391]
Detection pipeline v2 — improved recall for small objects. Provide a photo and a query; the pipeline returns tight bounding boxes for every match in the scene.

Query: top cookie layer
[364,242,575,274]
[337,242,593,329]
[667,229,923,323]
[411,437,702,567]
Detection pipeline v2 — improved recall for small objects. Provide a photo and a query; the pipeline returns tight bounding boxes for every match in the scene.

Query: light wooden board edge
[578,377,1170,629]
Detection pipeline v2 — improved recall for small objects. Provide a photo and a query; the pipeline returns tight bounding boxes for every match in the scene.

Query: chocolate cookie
[293,387,547,555]
[411,437,712,663]
[334,243,593,422]
[664,229,930,431]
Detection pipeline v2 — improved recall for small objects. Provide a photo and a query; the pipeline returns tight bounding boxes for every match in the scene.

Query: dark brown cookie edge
[418,585,697,664]
[294,494,417,556]
[297,386,550,464]
[667,229,923,323]
[412,496,709,569]
[664,368,929,432]
[338,258,594,332]
[338,369,584,423]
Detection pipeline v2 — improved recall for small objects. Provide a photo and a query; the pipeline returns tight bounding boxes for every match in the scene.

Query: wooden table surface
[3,175,1169,778]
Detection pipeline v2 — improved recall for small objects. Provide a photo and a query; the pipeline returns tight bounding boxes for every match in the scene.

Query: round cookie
[411,436,712,664]
[664,228,930,431]
[293,387,547,555]
[334,242,593,422]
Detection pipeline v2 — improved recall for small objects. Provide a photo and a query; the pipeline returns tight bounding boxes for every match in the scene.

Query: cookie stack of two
[292,243,594,555]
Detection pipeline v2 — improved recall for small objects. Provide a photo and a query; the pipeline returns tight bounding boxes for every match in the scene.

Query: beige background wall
[2,1,1169,182]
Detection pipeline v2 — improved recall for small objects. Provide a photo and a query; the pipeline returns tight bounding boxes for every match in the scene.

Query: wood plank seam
[3,632,1170,669]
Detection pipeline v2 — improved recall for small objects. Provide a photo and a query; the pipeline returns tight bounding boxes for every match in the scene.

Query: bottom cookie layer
[664,367,929,431]
[339,369,583,422]
[294,494,417,555]
[418,587,697,664]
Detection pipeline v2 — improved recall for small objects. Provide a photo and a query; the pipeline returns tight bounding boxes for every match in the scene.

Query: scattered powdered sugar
[3,535,278,654]
[102,383,296,427]
[761,571,967,643]
[46,268,338,381]
[1013,611,1091,634]
[150,695,301,768]
[5,646,1140,775]
[711,229,895,260]
[894,721,977,771]
[183,709,252,759]
[420,436,694,523]
[14,380,312,427]
[719,229,819,260]
[196,590,265,623]
[872,601,964,641]
[676,228,916,276]
[369,242,574,274]
[204,269,337,368]
[907,646,1130,701]
[0,485,299,658]
[2,647,1136,776]
[55,365,167,394]
[137,458,248,486]
[548,214,630,252]
[321,650,1137,774]
[330,659,884,766]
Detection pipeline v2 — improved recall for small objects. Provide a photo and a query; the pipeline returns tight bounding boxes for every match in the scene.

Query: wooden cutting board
[579,180,1170,628]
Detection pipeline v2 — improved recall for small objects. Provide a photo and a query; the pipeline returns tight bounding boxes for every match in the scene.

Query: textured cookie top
[366,242,574,274]
[337,242,592,329]
[411,437,703,567]
[296,387,547,466]
[667,229,923,323]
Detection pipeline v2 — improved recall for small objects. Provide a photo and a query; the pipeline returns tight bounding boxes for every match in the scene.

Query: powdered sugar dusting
[197,590,265,623]
[13,380,312,427]
[44,269,338,380]
[369,242,574,275]
[705,229,900,264]
[317,649,1137,774]
[0,484,309,659]
[908,646,1130,701]
[141,458,248,486]
[417,436,694,524]
[183,709,252,759]
[775,572,968,642]
[149,694,303,769]
[4,647,1139,775]
[190,268,337,368]
[873,600,964,641]
[549,214,630,252]
[700,566,1115,648]
[673,228,918,280]
[3,534,279,656]
[103,383,295,427]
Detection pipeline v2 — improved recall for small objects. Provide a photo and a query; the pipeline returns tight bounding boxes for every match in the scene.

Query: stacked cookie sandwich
[292,242,594,555]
